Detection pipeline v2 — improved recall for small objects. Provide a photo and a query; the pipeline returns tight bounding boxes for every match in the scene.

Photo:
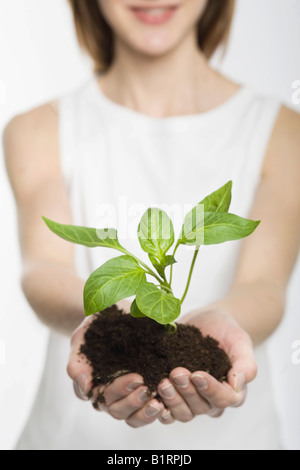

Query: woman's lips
[131,6,178,25]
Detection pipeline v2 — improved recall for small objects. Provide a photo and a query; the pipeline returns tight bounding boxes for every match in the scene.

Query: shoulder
[260,105,300,214]
[3,101,58,151]
[270,105,300,149]
[3,76,93,153]
[263,105,300,176]
[3,102,60,200]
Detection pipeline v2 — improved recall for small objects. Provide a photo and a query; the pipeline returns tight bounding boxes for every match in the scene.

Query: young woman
[4,0,300,450]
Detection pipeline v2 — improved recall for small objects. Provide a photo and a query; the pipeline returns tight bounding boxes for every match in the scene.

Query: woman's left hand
[157,309,258,425]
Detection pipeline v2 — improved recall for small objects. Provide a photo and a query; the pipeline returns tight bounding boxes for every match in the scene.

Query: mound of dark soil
[80,305,231,407]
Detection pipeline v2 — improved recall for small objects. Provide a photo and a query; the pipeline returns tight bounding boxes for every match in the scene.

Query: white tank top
[17,76,282,450]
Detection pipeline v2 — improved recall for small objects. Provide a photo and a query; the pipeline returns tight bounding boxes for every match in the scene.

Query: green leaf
[178,182,233,246]
[135,282,181,325]
[148,255,164,278]
[42,217,125,252]
[199,181,232,213]
[138,208,174,262]
[180,211,260,246]
[84,256,146,316]
[148,254,177,279]
[163,255,177,268]
[179,204,205,246]
[130,299,146,318]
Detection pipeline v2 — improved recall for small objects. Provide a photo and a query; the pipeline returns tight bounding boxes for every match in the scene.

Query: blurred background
[0,0,299,450]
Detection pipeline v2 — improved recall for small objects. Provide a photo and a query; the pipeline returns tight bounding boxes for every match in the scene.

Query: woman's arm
[201,105,300,346]
[3,104,85,335]
[3,104,160,424]
[156,105,300,423]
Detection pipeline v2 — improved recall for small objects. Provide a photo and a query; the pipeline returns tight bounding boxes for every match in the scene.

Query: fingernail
[234,372,246,393]
[138,388,150,403]
[161,410,172,421]
[127,380,144,392]
[145,403,161,418]
[75,374,89,399]
[172,374,189,388]
[160,383,176,399]
[191,374,208,390]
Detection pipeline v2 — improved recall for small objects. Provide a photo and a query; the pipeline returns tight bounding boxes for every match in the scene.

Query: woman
[4,0,300,450]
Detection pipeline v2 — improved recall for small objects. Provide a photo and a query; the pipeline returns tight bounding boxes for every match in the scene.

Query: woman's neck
[99,33,239,118]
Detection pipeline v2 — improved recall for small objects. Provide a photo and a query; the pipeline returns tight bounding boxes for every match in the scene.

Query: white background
[0,0,299,450]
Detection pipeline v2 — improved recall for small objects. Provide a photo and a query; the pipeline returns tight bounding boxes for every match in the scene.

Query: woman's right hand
[67,314,171,428]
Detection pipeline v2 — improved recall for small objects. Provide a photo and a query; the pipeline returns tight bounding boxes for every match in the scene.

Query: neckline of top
[88,75,252,130]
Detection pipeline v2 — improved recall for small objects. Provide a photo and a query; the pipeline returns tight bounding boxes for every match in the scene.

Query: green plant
[43,181,260,333]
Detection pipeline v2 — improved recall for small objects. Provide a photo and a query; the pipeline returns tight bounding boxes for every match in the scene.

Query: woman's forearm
[21,262,133,336]
[203,281,286,346]
[22,262,86,336]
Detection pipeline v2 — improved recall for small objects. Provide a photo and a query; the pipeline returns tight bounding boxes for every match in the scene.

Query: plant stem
[122,249,165,285]
[169,243,179,285]
[161,271,172,288]
[165,322,178,335]
[160,284,173,294]
[180,247,200,304]
[137,260,163,284]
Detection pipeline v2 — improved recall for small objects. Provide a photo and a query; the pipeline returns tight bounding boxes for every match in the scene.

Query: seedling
[43,181,260,333]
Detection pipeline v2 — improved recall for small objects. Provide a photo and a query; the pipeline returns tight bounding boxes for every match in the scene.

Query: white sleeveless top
[17,76,283,450]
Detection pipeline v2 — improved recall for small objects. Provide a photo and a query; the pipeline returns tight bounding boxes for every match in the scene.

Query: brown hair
[68,0,236,73]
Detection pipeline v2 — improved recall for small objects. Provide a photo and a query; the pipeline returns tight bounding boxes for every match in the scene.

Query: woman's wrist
[183,280,285,346]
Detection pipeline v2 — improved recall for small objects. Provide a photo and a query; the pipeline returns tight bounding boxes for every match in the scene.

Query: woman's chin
[126,33,179,58]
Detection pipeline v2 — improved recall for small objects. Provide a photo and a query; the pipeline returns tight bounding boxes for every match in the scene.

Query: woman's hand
[156,309,258,424]
[67,313,168,428]
[67,307,257,427]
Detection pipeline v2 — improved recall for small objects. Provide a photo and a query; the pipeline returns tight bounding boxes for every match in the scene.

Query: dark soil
[80,305,231,407]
